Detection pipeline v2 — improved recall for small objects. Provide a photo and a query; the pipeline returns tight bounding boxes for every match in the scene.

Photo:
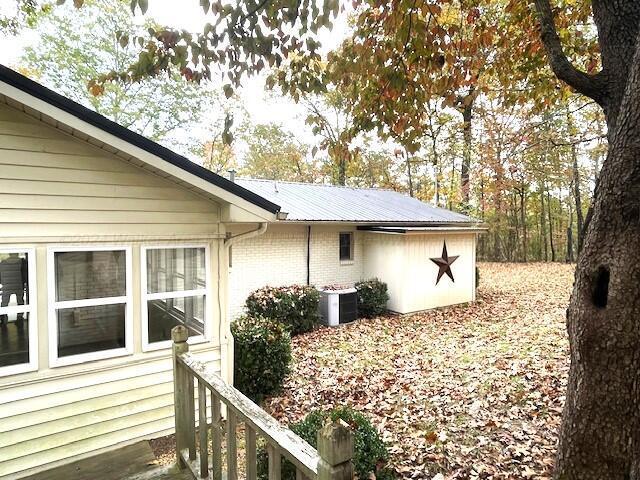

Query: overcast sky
[0,1,351,149]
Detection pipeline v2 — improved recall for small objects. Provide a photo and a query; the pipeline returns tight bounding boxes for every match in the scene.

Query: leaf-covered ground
[264,262,575,479]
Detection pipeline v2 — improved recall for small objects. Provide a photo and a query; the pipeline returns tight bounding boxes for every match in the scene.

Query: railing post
[317,419,354,480]
[172,325,190,468]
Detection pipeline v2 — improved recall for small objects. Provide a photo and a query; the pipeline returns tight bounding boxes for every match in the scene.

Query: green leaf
[222,130,234,145]
[138,0,148,14]
[223,84,234,98]
[118,34,129,48]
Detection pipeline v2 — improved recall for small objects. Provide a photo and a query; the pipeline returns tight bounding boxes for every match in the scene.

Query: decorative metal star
[430,241,459,285]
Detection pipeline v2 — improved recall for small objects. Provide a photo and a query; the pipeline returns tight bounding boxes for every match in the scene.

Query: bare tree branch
[533,0,607,106]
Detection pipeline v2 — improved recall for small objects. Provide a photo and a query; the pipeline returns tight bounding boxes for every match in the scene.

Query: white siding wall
[360,233,409,313]
[228,224,365,318]
[0,103,230,479]
[0,349,219,478]
[364,232,477,313]
[0,103,221,238]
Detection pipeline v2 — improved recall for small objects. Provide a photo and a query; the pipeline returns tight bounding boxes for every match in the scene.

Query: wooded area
[3,0,607,264]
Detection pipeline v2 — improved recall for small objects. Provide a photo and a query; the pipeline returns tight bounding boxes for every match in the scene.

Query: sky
[0,1,351,151]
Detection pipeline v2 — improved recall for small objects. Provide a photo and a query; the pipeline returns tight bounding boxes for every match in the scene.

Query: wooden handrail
[177,352,320,478]
[171,326,354,480]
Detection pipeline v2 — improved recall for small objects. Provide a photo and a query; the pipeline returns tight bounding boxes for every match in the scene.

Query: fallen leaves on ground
[264,262,574,479]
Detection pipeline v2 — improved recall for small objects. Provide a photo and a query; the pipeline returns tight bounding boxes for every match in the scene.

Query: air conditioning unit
[319,287,358,327]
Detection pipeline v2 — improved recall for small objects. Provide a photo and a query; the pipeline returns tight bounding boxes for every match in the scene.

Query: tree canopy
[21,0,227,153]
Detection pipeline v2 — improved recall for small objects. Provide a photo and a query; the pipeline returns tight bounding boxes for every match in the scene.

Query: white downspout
[220,222,268,385]
[224,222,268,248]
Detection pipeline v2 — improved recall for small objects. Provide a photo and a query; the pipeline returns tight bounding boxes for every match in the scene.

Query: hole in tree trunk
[592,266,610,309]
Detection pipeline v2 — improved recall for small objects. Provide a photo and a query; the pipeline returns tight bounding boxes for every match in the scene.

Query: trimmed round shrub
[231,315,292,403]
[355,279,390,318]
[257,406,392,480]
[245,285,320,335]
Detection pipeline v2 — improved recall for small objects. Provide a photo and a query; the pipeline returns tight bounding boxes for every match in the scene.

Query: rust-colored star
[430,241,459,285]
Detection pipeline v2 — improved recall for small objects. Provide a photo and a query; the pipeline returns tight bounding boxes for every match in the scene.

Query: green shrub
[257,406,392,480]
[355,279,390,318]
[245,285,320,335]
[231,315,292,403]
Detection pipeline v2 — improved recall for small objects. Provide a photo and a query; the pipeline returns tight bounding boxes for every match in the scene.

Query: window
[142,246,209,351]
[339,232,354,262]
[0,249,37,376]
[48,247,132,367]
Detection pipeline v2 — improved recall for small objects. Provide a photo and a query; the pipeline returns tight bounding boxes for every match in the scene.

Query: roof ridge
[236,176,398,193]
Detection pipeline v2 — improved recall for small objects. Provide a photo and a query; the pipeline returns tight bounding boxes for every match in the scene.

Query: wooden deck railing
[171,326,354,480]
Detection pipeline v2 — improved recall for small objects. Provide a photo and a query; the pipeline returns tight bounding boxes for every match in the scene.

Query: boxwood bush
[257,406,392,480]
[231,315,292,403]
[355,279,390,318]
[245,285,320,335]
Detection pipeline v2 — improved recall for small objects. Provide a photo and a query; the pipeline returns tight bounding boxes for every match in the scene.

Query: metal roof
[236,178,477,224]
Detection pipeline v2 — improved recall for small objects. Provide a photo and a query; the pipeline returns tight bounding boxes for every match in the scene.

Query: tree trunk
[510,193,519,262]
[520,187,527,262]
[448,154,455,210]
[406,153,414,197]
[548,3,640,477]
[547,190,556,262]
[566,227,574,263]
[479,174,486,259]
[338,156,346,186]
[556,72,640,478]
[572,143,585,255]
[540,188,548,261]
[461,99,473,211]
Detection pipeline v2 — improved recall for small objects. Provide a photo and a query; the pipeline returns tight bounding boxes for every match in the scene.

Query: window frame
[339,232,354,262]
[0,247,37,377]
[140,244,211,352]
[47,245,133,368]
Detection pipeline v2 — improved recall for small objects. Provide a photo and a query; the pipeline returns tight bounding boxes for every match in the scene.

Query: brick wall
[228,224,365,318]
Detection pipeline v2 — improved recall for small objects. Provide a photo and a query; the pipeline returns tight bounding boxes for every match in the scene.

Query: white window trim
[47,245,133,368]
[141,244,211,352]
[0,247,37,377]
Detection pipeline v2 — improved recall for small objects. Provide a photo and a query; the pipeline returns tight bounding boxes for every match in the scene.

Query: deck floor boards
[27,441,193,480]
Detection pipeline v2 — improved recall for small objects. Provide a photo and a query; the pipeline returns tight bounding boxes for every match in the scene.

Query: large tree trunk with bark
[534,0,640,477]
[556,61,640,477]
